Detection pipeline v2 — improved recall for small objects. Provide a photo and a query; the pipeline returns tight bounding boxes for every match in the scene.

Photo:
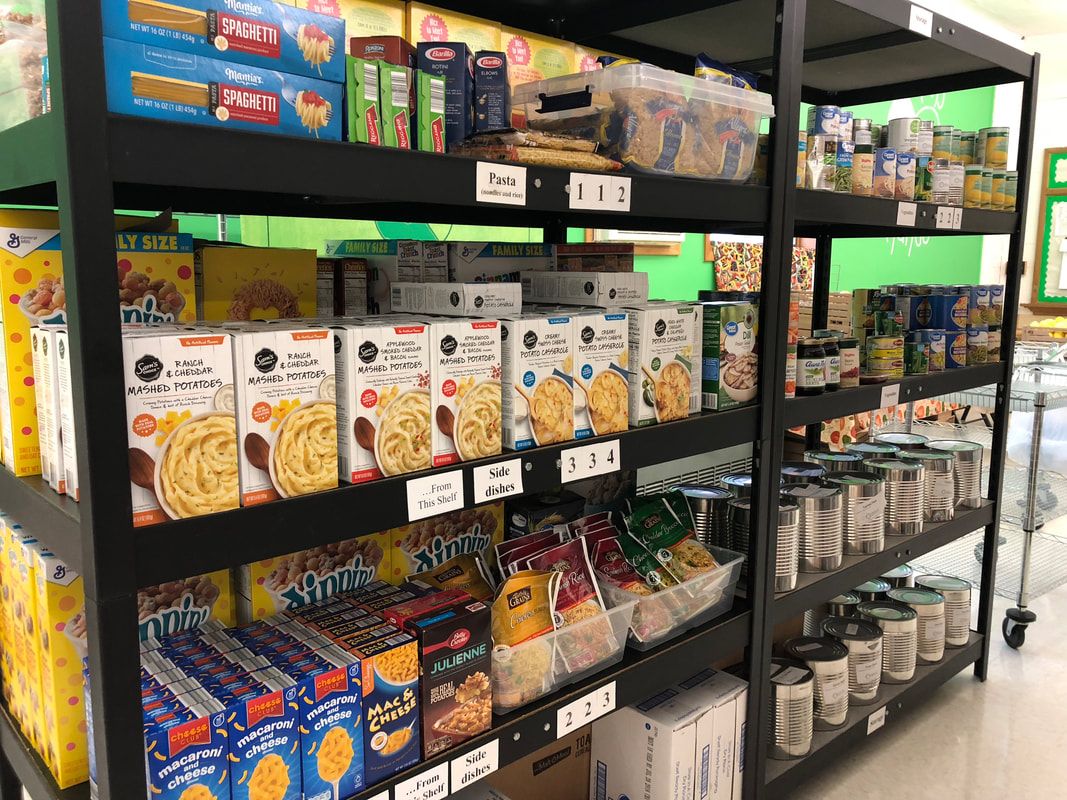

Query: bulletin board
[1030,148,1067,310]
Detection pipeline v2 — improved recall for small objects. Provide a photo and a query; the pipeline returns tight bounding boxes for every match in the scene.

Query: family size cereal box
[324,239,421,314]
[295,0,405,37]
[571,311,629,438]
[196,245,318,321]
[447,242,555,283]
[407,3,501,52]
[137,570,237,641]
[122,329,239,526]
[333,320,430,483]
[385,502,504,580]
[116,232,197,324]
[232,326,337,506]
[500,313,575,450]
[626,303,698,426]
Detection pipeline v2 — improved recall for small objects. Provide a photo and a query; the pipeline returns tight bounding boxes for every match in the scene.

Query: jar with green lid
[963,165,983,208]
[796,338,826,396]
[980,169,993,208]
[839,337,860,388]
[991,171,1007,210]
[1004,171,1018,211]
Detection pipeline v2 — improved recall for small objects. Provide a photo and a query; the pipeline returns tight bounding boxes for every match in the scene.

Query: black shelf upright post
[744,0,807,795]
[45,1,147,798]
[804,234,833,450]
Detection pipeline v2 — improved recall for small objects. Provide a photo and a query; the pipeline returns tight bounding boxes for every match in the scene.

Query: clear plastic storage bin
[512,64,775,181]
[600,546,744,650]
[492,601,637,714]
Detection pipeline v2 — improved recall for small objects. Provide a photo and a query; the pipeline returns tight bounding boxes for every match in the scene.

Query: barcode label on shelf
[406,469,464,521]
[880,383,901,409]
[935,206,954,229]
[561,439,620,483]
[867,706,887,735]
[476,161,527,205]
[396,763,449,800]
[557,681,617,738]
[569,173,632,212]
[896,202,918,227]
[429,77,445,114]
[909,4,933,37]
[363,61,378,102]
[390,69,408,107]
[450,740,499,789]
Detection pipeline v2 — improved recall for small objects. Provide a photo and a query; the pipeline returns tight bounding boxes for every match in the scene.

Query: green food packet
[417,71,446,153]
[378,62,412,149]
[617,530,679,590]
[626,498,718,581]
[346,56,382,145]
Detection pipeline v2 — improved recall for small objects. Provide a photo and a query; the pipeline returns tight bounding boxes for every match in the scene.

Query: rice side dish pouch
[616,530,681,588]
[524,539,605,627]
[625,498,718,581]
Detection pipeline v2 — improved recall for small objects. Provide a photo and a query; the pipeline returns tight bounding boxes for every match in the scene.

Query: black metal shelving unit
[0,0,1037,798]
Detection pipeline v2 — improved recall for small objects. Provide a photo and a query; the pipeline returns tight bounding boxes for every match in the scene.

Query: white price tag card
[396,764,449,800]
[476,161,527,206]
[935,206,954,229]
[406,470,464,521]
[557,681,617,738]
[952,207,964,229]
[896,202,917,227]
[909,4,933,37]
[867,706,887,735]
[569,173,632,212]
[879,383,901,410]
[560,439,620,483]
[367,793,389,800]
[473,459,523,505]
[450,740,499,790]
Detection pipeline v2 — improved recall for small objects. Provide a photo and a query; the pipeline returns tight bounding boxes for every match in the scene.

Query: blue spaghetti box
[101,0,345,83]
[103,37,343,141]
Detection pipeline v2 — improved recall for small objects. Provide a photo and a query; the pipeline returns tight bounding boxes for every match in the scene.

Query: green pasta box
[346,56,383,145]
[378,62,413,149]
[417,71,446,153]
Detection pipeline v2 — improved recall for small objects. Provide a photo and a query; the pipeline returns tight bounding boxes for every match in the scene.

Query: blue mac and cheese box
[101,0,345,83]
[103,37,343,141]
[143,700,231,800]
[295,662,366,800]
[221,681,301,800]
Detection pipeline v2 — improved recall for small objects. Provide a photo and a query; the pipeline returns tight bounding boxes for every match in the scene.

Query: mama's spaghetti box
[103,38,344,142]
[100,0,346,82]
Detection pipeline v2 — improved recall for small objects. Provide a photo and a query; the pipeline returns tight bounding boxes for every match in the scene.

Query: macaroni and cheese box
[333,320,431,483]
[196,245,318,321]
[143,700,231,800]
[346,55,383,144]
[221,680,301,800]
[390,281,521,317]
[571,311,629,438]
[54,329,80,500]
[293,661,366,799]
[625,304,698,427]
[122,329,238,526]
[428,319,501,466]
[323,239,422,314]
[522,271,648,308]
[500,313,575,450]
[295,0,404,37]
[447,242,555,283]
[103,38,344,141]
[138,570,237,642]
[116,232,198,324]
[385,502,504,579]
[407,3,500,52]
[101,0,346,82]
[231,325,337,505]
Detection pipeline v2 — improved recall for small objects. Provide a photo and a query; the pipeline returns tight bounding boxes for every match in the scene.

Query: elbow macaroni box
[196,245,318,321]
[100,0,346,83]
[103,38,344,142]
[294,0,404,37]
[407,3,500,52]
[500,313,575,451]
[447,242,555,283]
[571,311,629,438]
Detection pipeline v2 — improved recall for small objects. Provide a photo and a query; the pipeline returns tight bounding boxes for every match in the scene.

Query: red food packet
[524,538,606,627]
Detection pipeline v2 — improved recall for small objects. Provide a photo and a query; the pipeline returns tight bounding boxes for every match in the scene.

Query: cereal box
[323,239,422,314]
[701,301,758,412]
[571,311,629,438]
[231,326,337,505]
[427,319,501,466]
[236,535,389,621]
[626,303,698,426]
[295,0,405,38]
[407,3,501,52]
[410,600,491,758]
[386,502,504,580]
[500,313,575,450]
[522,271,648,308]
[137,570,237,641]
[13,535,45,752]
[447,242,555,283]
[101,0,346,82]
[33,549,89,788]
[333,320,430,483]
[29,326,55,488]
[317,258,338,315]
[196,245,318,321]
[122,329,239,526]
[390,282,522,317]
[54,329,79,500]
[346,55,384,145]
[116,232,197,324]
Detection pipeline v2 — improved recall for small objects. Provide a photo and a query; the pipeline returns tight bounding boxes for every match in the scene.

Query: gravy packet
[411,553,496,601]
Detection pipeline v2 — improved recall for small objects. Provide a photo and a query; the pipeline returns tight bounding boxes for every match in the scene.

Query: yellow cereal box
[195,245,317,322]
[0,519,18,718]
[407,2,500,51]
[574,44,611,72]
[115,232,197,324]
[12,533,45,753]
[136,569,237,641]
[501,28,575,87]
[236,534,390,621]
[384,502,504,582]
[295,0,405,37]
[33,548,89,788]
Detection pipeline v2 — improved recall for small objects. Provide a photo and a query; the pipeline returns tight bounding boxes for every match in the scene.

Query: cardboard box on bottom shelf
[522,271,648,308]
[488,725,591,800]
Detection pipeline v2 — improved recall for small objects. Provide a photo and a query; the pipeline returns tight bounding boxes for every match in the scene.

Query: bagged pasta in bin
[410,553,496,601]
[490,570,559,710]
[0,6,47,133]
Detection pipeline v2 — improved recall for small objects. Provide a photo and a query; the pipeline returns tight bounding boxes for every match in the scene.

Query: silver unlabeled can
[902,449,956,522]
[926,439,984,508]
[776,498,801,592]
[770,658,815,759]
[916,575,971,647]
[865,458,926,535]
[823,471,886,554]
[822,616,884,704]
[888,587,946,664]
[858,600,918,683]
[804,592,861,636]
[783,637,850,729]
[782,483,844,572]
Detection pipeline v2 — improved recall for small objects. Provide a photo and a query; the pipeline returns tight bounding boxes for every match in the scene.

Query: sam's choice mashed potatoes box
[122,329,239,526]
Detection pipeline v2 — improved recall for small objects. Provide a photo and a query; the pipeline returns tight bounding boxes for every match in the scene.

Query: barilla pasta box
[231,325,337,506]
[346,55,383,144]
[100,0,345,82]
[416,70,446,153]
[294,0,404,38]
[293,660,366,799]
[417,42,474,150]
[143,699,230,800]
[473,50,509,133]
[407,3,501,52]
[446,242,555,283]
[102,38,344,142]
[221,679,302,800]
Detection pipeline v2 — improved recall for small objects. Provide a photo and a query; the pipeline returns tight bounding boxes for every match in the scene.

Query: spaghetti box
[417,42,474,149]
[417,70,447,152]
[349,35,415,68]
[473,51,510,133]
[346,56,383,144]
[378,61,413,148]
[100,0,346,83]
[102,37,344,141]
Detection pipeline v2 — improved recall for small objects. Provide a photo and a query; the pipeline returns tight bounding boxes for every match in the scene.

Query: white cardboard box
[447,242,555,283]
[677,669,747,800]
[390,282,522,317]
[522,271,649,308]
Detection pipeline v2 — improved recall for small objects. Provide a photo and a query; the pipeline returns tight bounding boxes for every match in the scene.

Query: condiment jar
[796,338,826,396]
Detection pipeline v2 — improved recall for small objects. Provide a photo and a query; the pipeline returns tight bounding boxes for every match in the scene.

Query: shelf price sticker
[557,681,616,738]
[879,382,901,410]
[560,439,620,483]
[935,206,954,229]
[569,173,632,212]
[473,458,524,504]
[450,740,499,790]
[953,207,964,229]
[896,202,917,227]
[867,706,887,735]
[406,470,464,521]
[396,763,449,800]
[476,161,527,205]
[909,4,933,37]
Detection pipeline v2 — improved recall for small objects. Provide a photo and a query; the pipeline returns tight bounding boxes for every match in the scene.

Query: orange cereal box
[407,2,500,52]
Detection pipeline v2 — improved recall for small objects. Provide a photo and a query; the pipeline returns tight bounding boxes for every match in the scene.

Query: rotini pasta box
[500,313,575,450]
[625,303,698,427]
[571,311,629,438]
[428,319,502,466]
[121,328,239,526]
[101,0,346,82]
[385,502,504,580]
[333,320,431,483]
[231,325,337,506]
[196,245,318,321]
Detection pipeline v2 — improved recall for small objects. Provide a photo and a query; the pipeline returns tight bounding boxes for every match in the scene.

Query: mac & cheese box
[223,681,301,800]
[143,698,230,800]
[101,0,346,82]
[196,245,318,320]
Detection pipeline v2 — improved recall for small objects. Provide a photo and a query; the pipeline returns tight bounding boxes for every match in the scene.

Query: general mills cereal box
[196,246,317,321]
[447,242,554,283]
[500,313,574,450]
[122,329,239,526]
[295,0,405,37]
[116,232,197,324]
[12,535,45,752]
[385,502,503,580]
[232,326,337,506]
[323,240,422,314]
[626,303,698,427]
[407,2,500,52]
[137,570,237,642]
[29,326,58,490]
[333,320,431,483]
[571,311,629,438]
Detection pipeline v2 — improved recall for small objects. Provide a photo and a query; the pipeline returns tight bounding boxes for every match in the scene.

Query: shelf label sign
[560,439,620,483]
[896,202,918,227]
[406,470,464,521]
[557,681,617,738]
[953,207,964,229]
[476,161,527,205]
[396,763,449,800]
[569,173,632,212]
[879,383,901,409]
[909,4,933,37]
[867,706,887,735]
[935,206,954,229]
[473,458,524,504]
[450,740,499,789]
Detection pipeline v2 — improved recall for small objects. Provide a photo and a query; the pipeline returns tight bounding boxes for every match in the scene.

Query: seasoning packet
[411,553,496,601]
[491,570,560,709]
[624,498,718,582]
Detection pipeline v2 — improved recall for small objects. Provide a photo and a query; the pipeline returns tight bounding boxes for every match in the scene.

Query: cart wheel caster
[1003,617,1026,649]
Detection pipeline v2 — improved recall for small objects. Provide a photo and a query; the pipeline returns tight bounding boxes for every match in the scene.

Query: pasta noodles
[655,362,690,422]
[127,0,207,34]
[530,377,573,445]
[316,726,354,783]
[178,785,216,800]
[295,90,332,136]
[381,727,413,755]
[376,391,431,476]
[158,413,239,519]
[296,23,334,73]
[589,370,628,434]
[273,401,337,497]
[130,72,209,106]
[455,381,502,460]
